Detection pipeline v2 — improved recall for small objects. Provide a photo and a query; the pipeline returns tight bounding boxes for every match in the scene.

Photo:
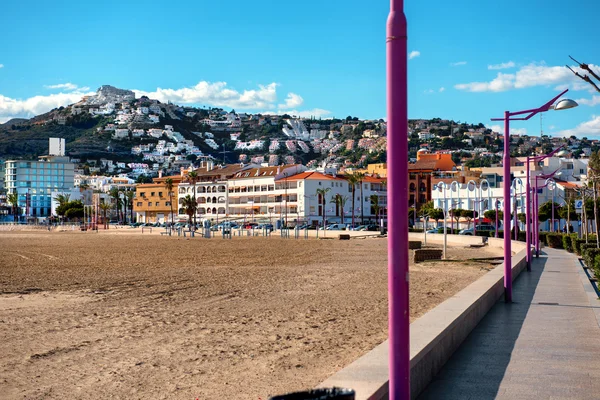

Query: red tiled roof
[277,171,345,181]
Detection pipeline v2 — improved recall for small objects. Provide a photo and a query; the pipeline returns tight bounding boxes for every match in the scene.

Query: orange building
[408,151,456,210]
[133,173,185,223]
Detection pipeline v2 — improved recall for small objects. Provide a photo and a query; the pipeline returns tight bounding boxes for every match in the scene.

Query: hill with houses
[0,85,596,177]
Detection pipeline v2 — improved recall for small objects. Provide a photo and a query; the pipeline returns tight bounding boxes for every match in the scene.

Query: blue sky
[1,0,600,137]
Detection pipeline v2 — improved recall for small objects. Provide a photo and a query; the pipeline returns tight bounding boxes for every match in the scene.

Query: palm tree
[355,172,366,223]
[7,192,19,222]
[99,202,111,229]
[53,193,70,208]
[181,195,197,227]
[186,170,199,227]
[124,191,135,224]
[332,194,348,224]
[109,187,121,223]
[79,183,90,191]
[316,187,331,229]
[164,178,175,227]
[370,194,380,222]
[346,173,361,227]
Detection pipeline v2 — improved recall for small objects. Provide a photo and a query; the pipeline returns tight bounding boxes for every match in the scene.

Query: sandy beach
[0,231,501,399]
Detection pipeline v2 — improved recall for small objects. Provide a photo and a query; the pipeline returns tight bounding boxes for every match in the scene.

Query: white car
[325,223,347,231]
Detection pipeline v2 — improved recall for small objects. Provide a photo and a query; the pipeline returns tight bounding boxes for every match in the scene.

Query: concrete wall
[318,243,529,399]
[408,232,485,246]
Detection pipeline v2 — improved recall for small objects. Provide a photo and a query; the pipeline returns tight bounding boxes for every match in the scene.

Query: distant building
[4,139,75,220]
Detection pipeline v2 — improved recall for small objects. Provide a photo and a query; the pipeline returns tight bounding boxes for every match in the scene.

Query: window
[580,169,585,174]
[155,202,160,206]
[151,192,155,196]
[166,202,171,206]
[140,192,146,197]
[137,202,142,207]
[148,202,152,207]
[159,192,163,197]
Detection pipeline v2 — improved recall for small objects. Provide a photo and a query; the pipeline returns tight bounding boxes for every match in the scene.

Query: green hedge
[580,243,597,257]
[574,239,588,256]
[594,254,600,278]
[583,248,600,271]
[538,231,551,246]
[548,233,565,249]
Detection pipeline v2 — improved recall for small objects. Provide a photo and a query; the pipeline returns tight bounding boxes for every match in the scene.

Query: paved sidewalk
[418,248,600,400]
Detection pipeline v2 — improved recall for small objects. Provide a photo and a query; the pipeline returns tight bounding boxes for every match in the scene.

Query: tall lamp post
[387,0,409,396]
[467,180,478,234]
[491,90,577,301]
[511,178,523,240]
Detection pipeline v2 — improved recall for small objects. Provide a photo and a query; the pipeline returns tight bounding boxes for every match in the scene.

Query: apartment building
[176,162,255,221]
[226,164,306,222]
[4,154,75,220]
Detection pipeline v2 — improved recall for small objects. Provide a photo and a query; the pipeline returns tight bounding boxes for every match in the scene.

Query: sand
[0,231,501,399]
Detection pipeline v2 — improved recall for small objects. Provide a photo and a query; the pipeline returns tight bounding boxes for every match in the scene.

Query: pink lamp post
[525,146,568,268]
[491,90,577,301]
[387,0,409,397]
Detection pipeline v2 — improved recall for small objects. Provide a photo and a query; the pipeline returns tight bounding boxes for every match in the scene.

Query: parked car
[325,223,347,231]
[257,223,274,231]
[459,224,496,235]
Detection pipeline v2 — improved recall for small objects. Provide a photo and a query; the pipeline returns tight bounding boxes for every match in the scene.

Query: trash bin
[269,388,355,400]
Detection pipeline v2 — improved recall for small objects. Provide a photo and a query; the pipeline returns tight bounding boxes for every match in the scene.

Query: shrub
[538,231,550,246]
[580,243,597,257]
[563,234,574,252]
[574,239,588,256]
[594,254,600,278]
[548,233,565,249]
[583,248,600,270]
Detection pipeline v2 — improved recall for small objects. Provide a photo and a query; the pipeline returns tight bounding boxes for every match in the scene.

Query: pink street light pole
[387,0,410,398]
[492,90,575,301]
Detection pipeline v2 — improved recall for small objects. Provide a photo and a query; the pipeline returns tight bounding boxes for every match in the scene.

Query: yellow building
[133,175,184,223]
[355,163,388,178]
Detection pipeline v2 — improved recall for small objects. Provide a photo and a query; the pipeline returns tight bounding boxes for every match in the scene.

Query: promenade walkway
[419,248,600,400]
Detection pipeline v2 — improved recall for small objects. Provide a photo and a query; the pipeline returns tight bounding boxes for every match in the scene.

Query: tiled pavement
[418,248,600,400]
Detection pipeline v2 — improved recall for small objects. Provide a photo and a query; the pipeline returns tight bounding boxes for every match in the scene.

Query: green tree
[331,194,348,224]
[181,195,197,227]
[429,208,445,227]
[164,178,175,228]
[346,173,361,226]
[186,170,199,227]
[484,209,503,224]
[99,202,111,229]
[7,192,19,221]
[124,190,135,224]
[316,187,331,228]
[109,187,122,223]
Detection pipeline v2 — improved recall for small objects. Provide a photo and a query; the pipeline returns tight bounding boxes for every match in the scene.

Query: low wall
[318,242,529,399]
[413,249,442,262]
[408,232,485,246]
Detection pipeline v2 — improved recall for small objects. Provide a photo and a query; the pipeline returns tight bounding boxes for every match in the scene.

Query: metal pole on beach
[387,0,410,397]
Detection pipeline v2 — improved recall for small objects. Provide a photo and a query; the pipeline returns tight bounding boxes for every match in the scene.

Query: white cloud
[486,124,527,136]
[0,64,4,69]
[439,87,445,92]
[424,89,435,94]
[455,62,600,92]
[0,90,94,122]
[555,115,600,137]
[278,92,304,109]
[45,83,79,91]
[488,61,515,70]
[450,61,467,67]
[575,95,600,107]
[409,51,420,60]
[260,108,331,119]
[135,81,280,110]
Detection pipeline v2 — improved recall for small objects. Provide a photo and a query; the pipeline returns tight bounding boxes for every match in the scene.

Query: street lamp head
[552,99,578,111]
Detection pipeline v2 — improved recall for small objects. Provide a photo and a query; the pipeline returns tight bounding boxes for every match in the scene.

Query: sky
[1,0,600,138]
